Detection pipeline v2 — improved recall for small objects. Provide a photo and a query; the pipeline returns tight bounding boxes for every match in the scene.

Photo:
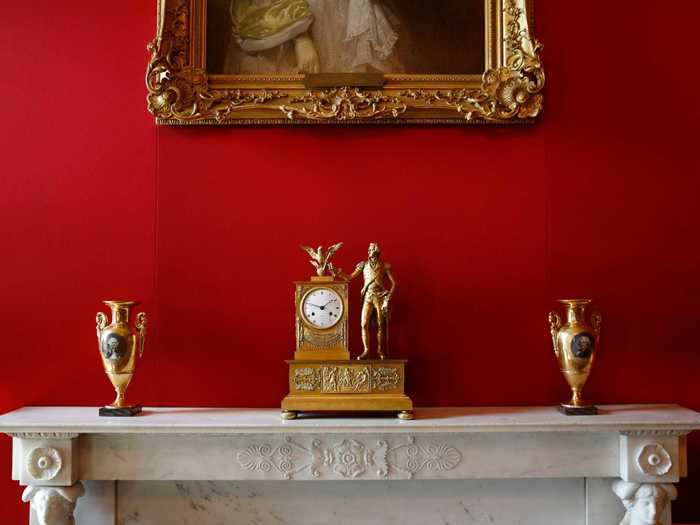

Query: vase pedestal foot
[558,404,597,416]
[100,405,143,417]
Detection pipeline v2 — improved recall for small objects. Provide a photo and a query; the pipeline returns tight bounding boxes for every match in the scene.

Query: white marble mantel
[1,405,699,525]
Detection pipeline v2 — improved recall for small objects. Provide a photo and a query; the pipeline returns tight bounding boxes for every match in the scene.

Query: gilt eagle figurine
[300,243,343,276]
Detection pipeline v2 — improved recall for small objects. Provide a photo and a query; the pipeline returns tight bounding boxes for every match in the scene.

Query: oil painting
[147,0,543,124]
[206,0,485,75]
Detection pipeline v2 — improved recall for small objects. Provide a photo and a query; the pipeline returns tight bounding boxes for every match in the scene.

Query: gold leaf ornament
[282,87,407,121]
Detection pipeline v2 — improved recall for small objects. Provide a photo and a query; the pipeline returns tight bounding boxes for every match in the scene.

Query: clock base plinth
[282,359,413,419]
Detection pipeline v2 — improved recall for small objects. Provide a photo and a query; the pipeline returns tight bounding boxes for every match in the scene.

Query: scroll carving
[401,0,544,121]
[146,0,288,123]
[281,88,407,122]
[236,436,462,480]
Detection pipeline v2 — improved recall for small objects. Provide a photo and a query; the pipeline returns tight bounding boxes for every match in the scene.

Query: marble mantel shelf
[1,404,698,435]
[2,405,699,525]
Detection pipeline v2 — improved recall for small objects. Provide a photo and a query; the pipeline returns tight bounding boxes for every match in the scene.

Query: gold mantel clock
[281,243,413,420]
[295,279,349,361]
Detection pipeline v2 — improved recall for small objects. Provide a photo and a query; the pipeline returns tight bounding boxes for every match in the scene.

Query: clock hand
[306,302,324,309]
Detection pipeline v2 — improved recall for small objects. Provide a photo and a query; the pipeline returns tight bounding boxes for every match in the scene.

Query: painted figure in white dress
[224,0,403,74]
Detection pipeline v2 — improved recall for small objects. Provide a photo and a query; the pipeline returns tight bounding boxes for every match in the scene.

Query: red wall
[1,1,698,522]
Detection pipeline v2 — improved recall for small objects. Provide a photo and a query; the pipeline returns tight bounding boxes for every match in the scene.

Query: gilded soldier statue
[337,243,396,360]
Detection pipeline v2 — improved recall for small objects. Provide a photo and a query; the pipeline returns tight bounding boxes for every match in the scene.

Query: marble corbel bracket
[22,482,85,525]
[612,479,677,525]
[7,432,80,487]
[619,430,689,483]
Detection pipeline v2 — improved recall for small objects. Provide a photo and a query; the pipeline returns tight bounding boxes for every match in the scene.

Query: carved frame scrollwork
[146,0,543,125]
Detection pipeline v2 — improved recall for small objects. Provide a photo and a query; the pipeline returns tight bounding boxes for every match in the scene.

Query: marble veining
[116,479,586,525]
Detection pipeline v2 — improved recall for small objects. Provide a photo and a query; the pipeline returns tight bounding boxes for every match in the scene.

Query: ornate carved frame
[146,0,544,125]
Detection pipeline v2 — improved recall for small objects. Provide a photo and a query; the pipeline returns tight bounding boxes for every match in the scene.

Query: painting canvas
[206,0,485,75]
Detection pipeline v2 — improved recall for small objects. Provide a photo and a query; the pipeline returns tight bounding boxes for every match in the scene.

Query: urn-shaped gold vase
[548,299,602,416]
[96,301,146,417]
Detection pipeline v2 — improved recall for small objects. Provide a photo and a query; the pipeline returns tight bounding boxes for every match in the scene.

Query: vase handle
[591,312,602,345]
[136,312,147,358]
[548,311,561,358]
[96,312,108,343]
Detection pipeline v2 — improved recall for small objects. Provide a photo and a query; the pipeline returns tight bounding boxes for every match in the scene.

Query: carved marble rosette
[614,429,689,525]
[26,447,63,481]
[6,431,83,524]
[10,433,79,487]
[619,431,684,484]
[146,0,544,124]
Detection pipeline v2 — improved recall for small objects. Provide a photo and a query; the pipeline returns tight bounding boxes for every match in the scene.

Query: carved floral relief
[26,447,63,482]
[236,436,462,480]
[637,444,673,477]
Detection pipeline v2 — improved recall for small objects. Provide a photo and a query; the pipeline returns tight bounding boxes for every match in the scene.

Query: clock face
[301,287,344,329]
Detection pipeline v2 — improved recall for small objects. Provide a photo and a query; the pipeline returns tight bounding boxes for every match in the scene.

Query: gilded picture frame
[146,0,544,125]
